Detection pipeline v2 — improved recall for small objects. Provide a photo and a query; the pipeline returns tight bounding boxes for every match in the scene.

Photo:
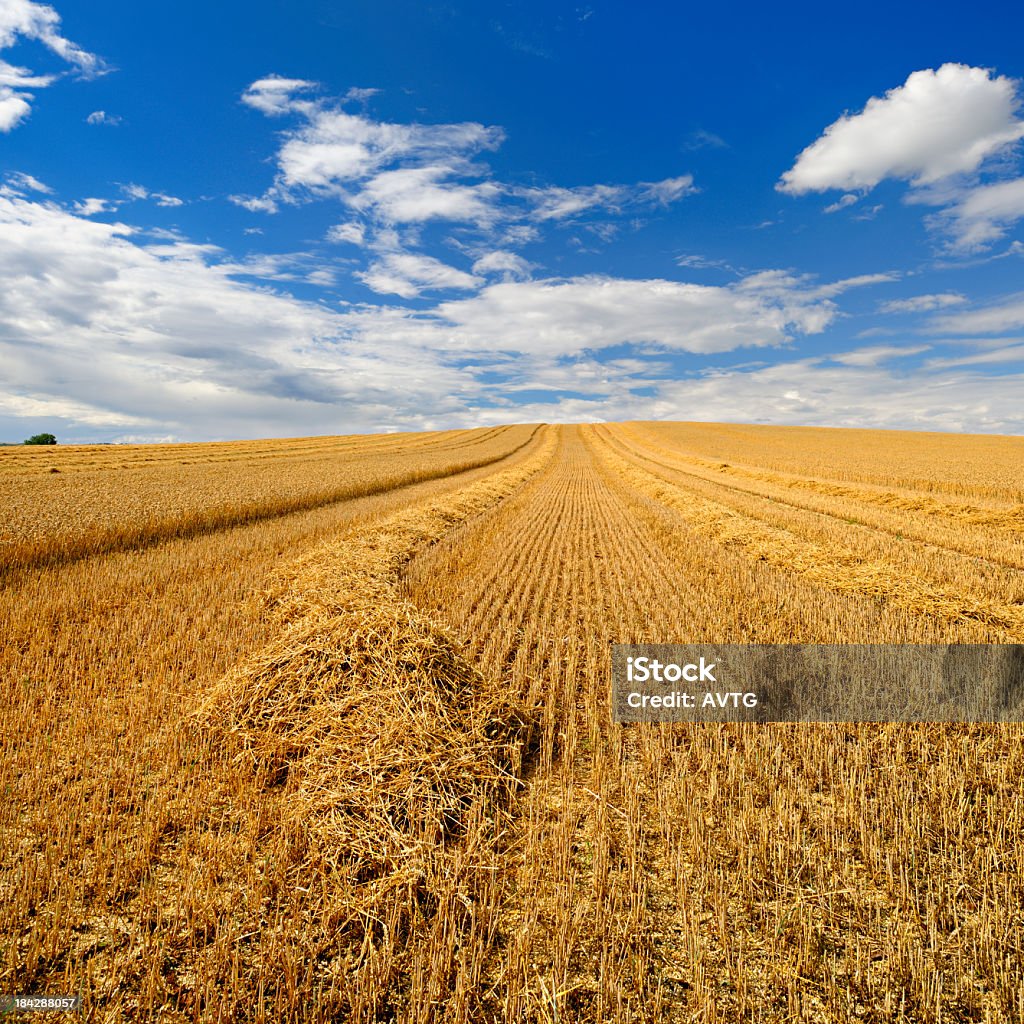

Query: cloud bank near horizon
[3,7,1024,442]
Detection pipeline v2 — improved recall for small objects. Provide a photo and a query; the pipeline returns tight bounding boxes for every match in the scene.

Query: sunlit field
[3,422,1022,1022]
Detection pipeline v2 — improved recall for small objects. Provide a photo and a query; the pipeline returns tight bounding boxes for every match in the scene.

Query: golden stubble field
[1,420,1022,1023]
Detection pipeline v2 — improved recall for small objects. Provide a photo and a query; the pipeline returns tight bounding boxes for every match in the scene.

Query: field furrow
[605,423,1024,571]
[404,424,1024,1022]
[596,425,1024,639]
[0,426,553,1019]
[3,418,1023,1023]
[0,423,538,576]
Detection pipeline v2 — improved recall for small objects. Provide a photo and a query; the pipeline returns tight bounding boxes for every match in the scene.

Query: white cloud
[229,193,279,214]
[635,361,1024,434]
[121,183,185,208]
[823,193,858,213]
[450,357,1024,436]
[86,109,120,126]
[326,221,365,245]
[682,129,727,151]
[274,106,503,192]
[0,191,470,438]
[642,174,697,204]
[471,250,532,280]
[779,64,1024,195]
[344,86,379,104]
[831,344,932,366]
[74,197,110,216]
[0,0,104,131]
[6,170,51,192]
[425,274,838,357]
[803,271,900,299]
[523,182,610,220]
[0,85,30,129]
[241,75,317,116]
[356,252,482,298]
[924,343,1024,369]
[929,294,1024,335]
[239,77,697,245]
[941,176,1024,251]
[11,184,1004,442]
[879,293,966,314]
[522,176,694,221]
[726,270,898,326]
[349,166,502,225]
[675,253,734,272]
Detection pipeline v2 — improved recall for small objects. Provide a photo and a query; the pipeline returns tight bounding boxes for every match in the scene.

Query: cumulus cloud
[10,181,989,443]
[274,106,503,193]
[0,0,104,130]
[634,361,1024,434]
[454,357,1024,436]
[0,191,470,438]
[1,189,887,441]
[779,64,1024,195]
[425,274,839,357]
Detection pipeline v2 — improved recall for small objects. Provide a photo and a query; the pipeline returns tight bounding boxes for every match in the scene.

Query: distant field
[2,422,1022,1022]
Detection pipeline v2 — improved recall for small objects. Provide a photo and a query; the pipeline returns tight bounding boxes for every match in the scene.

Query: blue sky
[2,0,1024,442]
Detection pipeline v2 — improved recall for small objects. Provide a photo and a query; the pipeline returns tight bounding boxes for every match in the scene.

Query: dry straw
[195,429,556,1019]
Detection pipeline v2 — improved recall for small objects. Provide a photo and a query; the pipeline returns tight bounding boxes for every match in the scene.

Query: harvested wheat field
[2,421,1023,1023]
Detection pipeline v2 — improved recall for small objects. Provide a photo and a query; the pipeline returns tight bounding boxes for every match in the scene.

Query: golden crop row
[0,425,535,575]
[0,426,511,476]
[627,420,1024,503]
[402,424,1024,1021]
[3,419,1023,1022]
[0,425,552,1021]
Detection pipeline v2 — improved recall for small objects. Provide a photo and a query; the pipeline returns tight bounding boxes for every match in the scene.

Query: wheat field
[2,421,1022,1022]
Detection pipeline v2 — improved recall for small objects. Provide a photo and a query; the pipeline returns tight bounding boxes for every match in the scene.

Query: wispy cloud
[121,183,185,208]
[237,77,697,244]
[831,344,932,366]
[0,0,105,131]
[823,193,858,214]
[86,109,121,126]
[879,293,966,314]
[938,176,1024,251]
[356,251,482,298]
[6,170,51,193]
[928,293,1024,335]
[682,128,727,151]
